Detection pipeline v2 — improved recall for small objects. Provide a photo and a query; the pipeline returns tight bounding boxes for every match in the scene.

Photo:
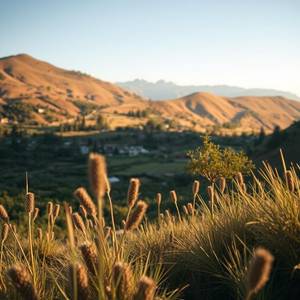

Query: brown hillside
[0,54,299,132]
[152,93,300,133]
[0,54,144,124]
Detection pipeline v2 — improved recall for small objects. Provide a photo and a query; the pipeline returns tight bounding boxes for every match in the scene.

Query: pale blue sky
[1,0,300,94]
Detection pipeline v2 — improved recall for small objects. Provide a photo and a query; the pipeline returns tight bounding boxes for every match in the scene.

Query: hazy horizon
[1,0,299,94]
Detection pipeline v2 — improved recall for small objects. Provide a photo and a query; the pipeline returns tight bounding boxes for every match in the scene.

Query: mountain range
[0,54,300,133]
[117,79,300,101]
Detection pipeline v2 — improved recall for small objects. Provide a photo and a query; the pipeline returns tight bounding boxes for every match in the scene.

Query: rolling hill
[0,54,144,125]
[1,54,300,133]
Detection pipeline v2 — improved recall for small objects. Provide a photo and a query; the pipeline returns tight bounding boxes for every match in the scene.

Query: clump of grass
[1,151,299,300]
[127,156,300,299]
[7,264,38,300]
[245,248,274,300]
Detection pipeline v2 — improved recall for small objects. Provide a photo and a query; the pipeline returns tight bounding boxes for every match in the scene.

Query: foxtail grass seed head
[236,172,244,185]
[72,213,86,234]
[113,262,134,300]
[105,175,111,194]
[219,177,226,194]
[25,192,35,214]
[187,203,194,215]
[80,242,98,275]
[0,205,9,222]
[207,186,214,202]
[53,204,60,219]
[7,264,38,300]
[47,201,53,216]
[170,190,177,203]
[192,180,200,196]
[69,263,89,300]
[285,170,295,192]
[156,193,162,206]
[1,223,9,243]
[37,227,43,241]
[32,208,39,222]
[127,178,140,208]
[88,153,107,199]
[182,205,189,215]
[74,187,97,216]
[134,275,156,300]
[247,248,274,295]
[125,200,148,231]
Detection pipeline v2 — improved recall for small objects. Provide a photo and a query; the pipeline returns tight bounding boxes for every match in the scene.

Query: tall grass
[0,153,299,299]
[0,153,181,300]
[127,160,300,299]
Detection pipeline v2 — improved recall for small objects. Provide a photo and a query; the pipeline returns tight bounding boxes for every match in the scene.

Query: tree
[187,135,254,184]
[255,127,266,146]
[96,114,109,130]
[267,125,283,149]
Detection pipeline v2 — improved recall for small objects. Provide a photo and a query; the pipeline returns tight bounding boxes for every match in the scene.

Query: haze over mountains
[0,54,300,133]
[117,79,300,101]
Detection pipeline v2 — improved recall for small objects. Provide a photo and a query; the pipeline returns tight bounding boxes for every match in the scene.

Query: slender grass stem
[174,201,182,222]
[28,213,36,288]
[9,224,32,274]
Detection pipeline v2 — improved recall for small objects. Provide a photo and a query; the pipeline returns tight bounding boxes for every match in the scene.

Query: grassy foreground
[0,153,299,300]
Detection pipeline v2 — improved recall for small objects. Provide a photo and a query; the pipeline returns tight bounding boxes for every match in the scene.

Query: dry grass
[127,161,300,299]
[0,153,299,299]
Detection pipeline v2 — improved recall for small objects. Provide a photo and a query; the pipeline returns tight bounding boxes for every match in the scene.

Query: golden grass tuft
[285,170,295,192]
[47,202,53,216]
[246,248,274,298]
[112,262,134,300]
[74,187,97,216]
[169,190,177,203]
[1,223,9,243]
[69,263,89,300]
[25,193,35,214]
[0,205,9,222]
[32,208,39,222]
[7,264,38,300]
[88,153,107,200]
[53,204,60,219]
[72,213,86,235]
[127,178,140,208]
[218,177,226,193]
[80,242,98,275]
[133,275,156,300]
[125,201,148,231]
[192,180,200,196]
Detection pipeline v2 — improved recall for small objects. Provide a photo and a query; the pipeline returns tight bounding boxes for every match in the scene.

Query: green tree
[187,135,254,184]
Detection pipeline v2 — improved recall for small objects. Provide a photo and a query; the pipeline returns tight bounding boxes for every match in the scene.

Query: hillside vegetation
[1,54,300,133]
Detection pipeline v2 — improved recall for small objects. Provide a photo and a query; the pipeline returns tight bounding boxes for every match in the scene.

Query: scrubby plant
[187,135,254,184]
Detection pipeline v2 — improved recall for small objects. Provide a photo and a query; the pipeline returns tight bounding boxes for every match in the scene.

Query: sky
[1,0,300,95]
